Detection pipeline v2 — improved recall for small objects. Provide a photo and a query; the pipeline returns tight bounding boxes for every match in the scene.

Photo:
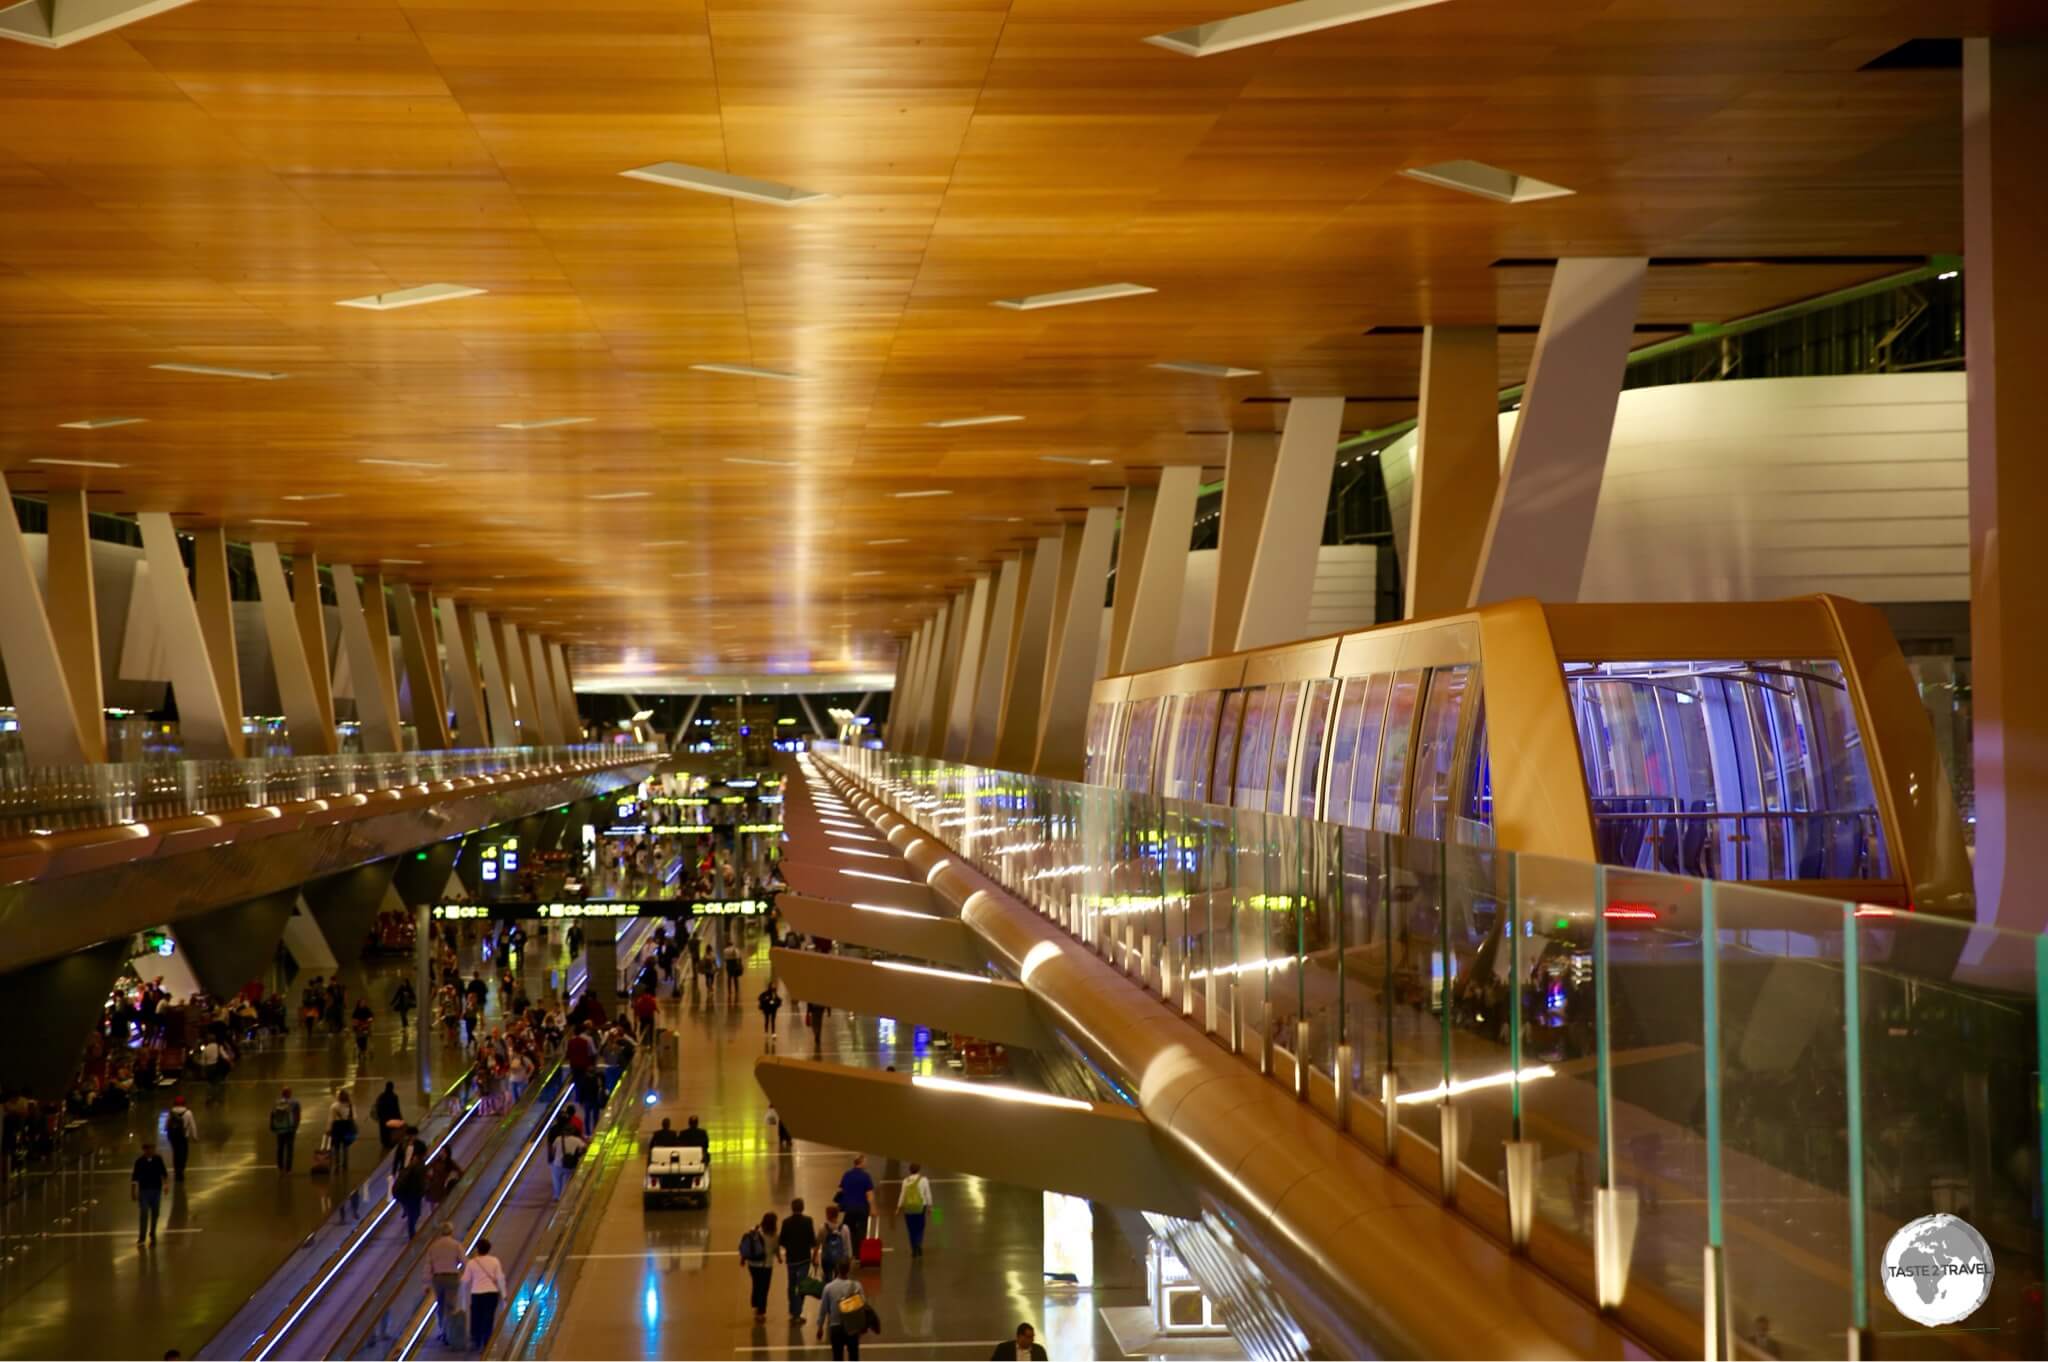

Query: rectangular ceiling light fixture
[867,538,909,546]
[1145,0,1453,56]
[249,518,310,527]
[725,457,798,467]
[691,363,802,382]
[1040,456,1111,466]
[152,362,288,380]
[359,458,448,471]
[1152,360,1260,378]
[924,414,1024,429]
[497,417,593,430]
[381,558,424,566]
[620,161,832,207]
[1400,159,1574,204]
[30,457,124,469]
[850,570,885,577]
[336,283,487,311]
[644,539,690,548]
[992,283,1155,311]
[589,490,652,500]
[59,417,147,429]
[892,489,953,499]
[282,492,345,502]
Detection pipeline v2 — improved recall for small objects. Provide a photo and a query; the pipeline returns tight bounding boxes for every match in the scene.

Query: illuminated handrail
[820,745,2047,1362]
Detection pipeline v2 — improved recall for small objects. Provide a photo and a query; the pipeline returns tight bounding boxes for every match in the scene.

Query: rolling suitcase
[859,1236,883,1268]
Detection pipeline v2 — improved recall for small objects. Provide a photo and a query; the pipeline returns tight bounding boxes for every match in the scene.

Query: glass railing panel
[1442,837,1519,1196]
[1337,824,1392,1128]
[1385,830,1446,1153]
[1711,880,1854,1359]
[1509,850,1602,1270]
[1300,819,1344,1091]
[1848,907,2042,1360]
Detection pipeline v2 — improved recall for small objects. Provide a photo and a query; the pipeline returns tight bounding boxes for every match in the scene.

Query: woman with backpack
[328,1088,359,1175]
[816,1258,880,1359]
[897,1163,934,1259]
[545,1116,586,1198]
[740,1211,779,1323]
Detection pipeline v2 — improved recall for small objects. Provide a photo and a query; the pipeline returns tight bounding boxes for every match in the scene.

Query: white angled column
[488,617,534,744]
[1234,397,1345,651]
[895,621,931,750]
[1406,326,1502,618]
[1034,505,1116,779]
[391,582,449,749]
[994,535,1059,772]
[293,551,338,751]
[0,473,100,766]
[136,512,245,760]
[328,562,402,752]
[913,602,952,757]
[548,641,580,741]
[471,608,517,746]
[942,572,992,760]
[966,555,1022,764]
[444,601,492,747]
[1211,430,1279,654]
[252,542,338,756]
[44,490,107,763]
[926,590,970,759]
[358,569,403,744]
[1468,257,1649,606]
[523,631,566,745]
[191,528,246,756]
[1111,466,1202,672]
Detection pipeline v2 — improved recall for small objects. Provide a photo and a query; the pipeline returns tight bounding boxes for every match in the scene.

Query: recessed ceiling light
[1152,360,1260,378]
[30,457,124,469]
[282,492,345,502]
[672,571,709,579]
[415,543,436,549]
[381,558,424,566]
[336,283,488,311]
[59,417,146,430]
[866,538,909,546]
[1400,159,1574,204]
[991,283,1155,311]
[892,489,953,499]
[152,362,288,381]
[1040,456,1112,466]
[691,362,802,382]
[644,539,690,548]
[966,515,1023,523]
[1145,0,1450,56]
[620,161,832,207]
[497,417,593,430]
[850,570,885,577]
[359,458,448,471]
[923,414,1024,429]
[589,490,652,501]
[249,518,310,527]
[725,457,798,467]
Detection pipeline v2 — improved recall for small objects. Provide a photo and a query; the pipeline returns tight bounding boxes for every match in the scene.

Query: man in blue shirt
[835,1153,875,1248]
[132,1140,168,1244]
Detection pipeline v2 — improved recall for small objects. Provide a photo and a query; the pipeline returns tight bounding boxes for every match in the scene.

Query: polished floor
[542,926,1158,1360]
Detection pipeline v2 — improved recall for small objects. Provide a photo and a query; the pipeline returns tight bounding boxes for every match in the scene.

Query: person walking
[351,999,375,1060]
[806,1000,828,1052]
[897,1163,934,1259]
[373,1081,404,1151]
[328,1088,359,1176]
[991,1323,1049,1360]
[816,1259,876,1360]
[132,1140,168,1245]
[461,1236,508,1351]
[163,1096,198,1182]
[740,1211,778,1322]
[779,1196,818,1324]
[757,981,782,1038]
[392,1150,427,1238]
[723,938,743,1003]
[836,1153,875,1248]
[270,1087,303,1171]
[423,1222,464,1346]
[818,1205,852,1282]
[391,980,417,1040]
[546,1117,586,1198]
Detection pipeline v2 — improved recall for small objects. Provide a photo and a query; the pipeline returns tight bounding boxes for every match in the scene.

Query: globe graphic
[1880,1214,1995,1327]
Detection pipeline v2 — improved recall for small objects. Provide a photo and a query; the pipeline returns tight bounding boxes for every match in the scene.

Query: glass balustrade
[0,743,659,840]
[823,744,2048,1362]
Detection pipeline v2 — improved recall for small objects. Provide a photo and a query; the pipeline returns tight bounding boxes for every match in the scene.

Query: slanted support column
[251,542,338,756]
[392,582,450,748]
[967,555,1022,764]
[896,621,931,750]
[547,641,580,741]
[42,488,108,763]
[302,860,400,966]
[1406,326,1502,619]
[994,535,1059,772]
[524,631,566,745]
[913,603,952,757]
[925,590,970,758]
[191,528,245,751]
[329,562,403,752]
[1211,431,1280,654]
[497,618,540,746]
[472,608,518,747]
[942,573,992,760]
[443,598,490,747]
[1111,466,1202,673]
[1035,505,1116,778]
[137,512,245,759]
[1469,257,1649,606]
[294,551,338,750]
[1234,397,1345,651]
[175,889,299,999]
[359,570,403,744]
[0,939,131,1098]
[1965,38,2048,932]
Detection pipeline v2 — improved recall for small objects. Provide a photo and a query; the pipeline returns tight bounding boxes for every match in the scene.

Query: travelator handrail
[212,1063,481,1362]
[820,745,2048,1362]
[324,1060,570,1360]
[490,1048,658,1360]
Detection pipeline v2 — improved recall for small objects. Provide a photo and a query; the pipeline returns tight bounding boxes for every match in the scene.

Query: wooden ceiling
[0,0,1996,685]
